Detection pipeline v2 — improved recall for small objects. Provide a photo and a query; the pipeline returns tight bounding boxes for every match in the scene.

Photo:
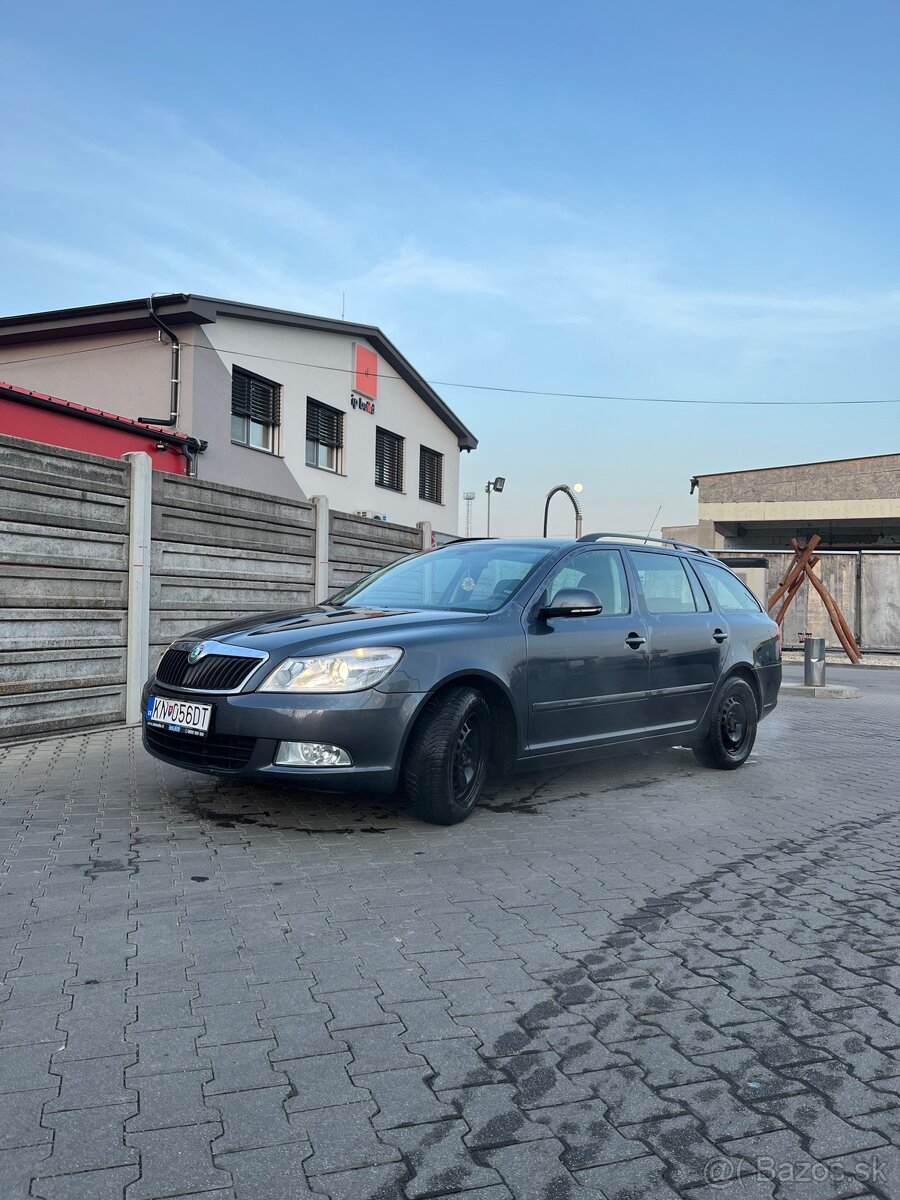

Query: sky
[2,0,899,537]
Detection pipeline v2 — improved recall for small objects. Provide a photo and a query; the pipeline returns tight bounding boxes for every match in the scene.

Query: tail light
[776,624,783,660]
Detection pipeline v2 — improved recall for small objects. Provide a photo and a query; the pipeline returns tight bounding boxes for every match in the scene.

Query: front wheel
[693,677,758,770]
[402,687,490,825]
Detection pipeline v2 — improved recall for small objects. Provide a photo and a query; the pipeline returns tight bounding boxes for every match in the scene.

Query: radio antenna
[643,505,662,543]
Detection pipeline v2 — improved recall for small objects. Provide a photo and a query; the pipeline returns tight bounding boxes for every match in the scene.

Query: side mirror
[538,587,603,620]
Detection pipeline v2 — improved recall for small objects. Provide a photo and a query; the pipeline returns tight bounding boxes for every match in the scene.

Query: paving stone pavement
[3,664,900,1200]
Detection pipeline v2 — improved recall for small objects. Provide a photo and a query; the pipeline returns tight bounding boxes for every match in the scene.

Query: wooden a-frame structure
[766,535,861,663]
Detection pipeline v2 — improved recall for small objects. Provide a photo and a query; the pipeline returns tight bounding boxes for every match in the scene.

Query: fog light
[275,741,352,767]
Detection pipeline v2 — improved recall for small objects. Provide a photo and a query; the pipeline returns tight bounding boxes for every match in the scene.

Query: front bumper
[141,680,425,792]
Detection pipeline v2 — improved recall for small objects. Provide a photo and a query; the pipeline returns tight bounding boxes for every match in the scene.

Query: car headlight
[258,647,403,693]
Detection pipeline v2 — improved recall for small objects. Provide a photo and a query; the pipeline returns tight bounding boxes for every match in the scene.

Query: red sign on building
[353,344,378,400]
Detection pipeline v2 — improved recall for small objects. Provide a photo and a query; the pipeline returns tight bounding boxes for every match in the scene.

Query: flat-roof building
[665,452,900,550]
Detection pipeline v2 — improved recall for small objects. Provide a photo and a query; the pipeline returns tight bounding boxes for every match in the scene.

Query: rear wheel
[693,677,758,770]
[402,687,490,825]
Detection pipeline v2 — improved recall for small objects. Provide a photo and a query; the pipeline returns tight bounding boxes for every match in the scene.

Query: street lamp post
[543,483,584,539]
[485,477,506,537]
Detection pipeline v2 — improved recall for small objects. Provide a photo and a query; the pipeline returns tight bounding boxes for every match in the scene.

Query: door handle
[713,628,729,644]
[625,633,646,649]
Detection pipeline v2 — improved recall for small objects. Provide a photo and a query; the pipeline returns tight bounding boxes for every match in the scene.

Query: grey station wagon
[142,534,781,824]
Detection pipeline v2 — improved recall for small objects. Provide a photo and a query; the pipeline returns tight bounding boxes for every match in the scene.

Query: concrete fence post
[123,452,153,724]
[417,521,433,551]
[312,495,330,603]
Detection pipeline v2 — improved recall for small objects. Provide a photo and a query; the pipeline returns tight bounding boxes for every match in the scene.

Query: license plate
[146,695,212,736]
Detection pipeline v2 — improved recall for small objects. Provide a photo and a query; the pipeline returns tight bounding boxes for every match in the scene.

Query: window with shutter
[231,367,281,452]
[419,446,443,504]
[305,398,344,471]
[375,427,404,492]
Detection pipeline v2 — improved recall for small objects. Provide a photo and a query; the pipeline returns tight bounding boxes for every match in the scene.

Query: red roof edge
[0,380,193,443]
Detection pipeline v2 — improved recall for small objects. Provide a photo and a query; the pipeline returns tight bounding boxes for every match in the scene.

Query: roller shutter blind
[306,399,344,448]
[376,427,404,491]
[419,446,443,503]
[232,369,281,426]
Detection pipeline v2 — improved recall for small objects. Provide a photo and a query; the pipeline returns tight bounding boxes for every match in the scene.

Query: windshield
[330,543,553,613]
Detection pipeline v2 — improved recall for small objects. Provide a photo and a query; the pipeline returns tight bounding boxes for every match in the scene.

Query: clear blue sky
[2,1,898,535]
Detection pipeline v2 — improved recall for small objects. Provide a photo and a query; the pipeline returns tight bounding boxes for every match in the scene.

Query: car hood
[181,605,489,656]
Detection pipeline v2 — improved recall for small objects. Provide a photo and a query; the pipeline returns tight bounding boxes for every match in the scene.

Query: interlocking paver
[216,1143,315,1200]
[211,1085,295,1153]
[297,1099,401,1174]
[367,1066,456,1129]
[126,1124,231,1199]
[0,1089,57,1149]
[46,1053,136,1112]
[31,1165,142,1200]
[0,1043,56,1094]
[128,1027,212,1078]
[529,1097,647,1169]
[581,1064,685,1124]
[614,1032,716,1088]
[576,1152,689,1200]
[306,1162,409,1199]
[4,666,900,1197]
[195,1001,268,1047]
[127,1069,219,1131]
[445,1082,550,1150]
[415,1036,495,1090]
[382,1120,502,1198]
[496,1049,594,1109]
[755,1092,885,1158]
[266,1012,349,1061]
[40,1102,139,1174]
[282,1051,369,1113]
[203,1038,287,1095]
[664,1078,783,1141]
[0,1144,52,1200]
[483,1138,608,1199]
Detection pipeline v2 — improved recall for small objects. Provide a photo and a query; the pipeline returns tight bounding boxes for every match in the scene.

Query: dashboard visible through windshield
[331,544,552,613]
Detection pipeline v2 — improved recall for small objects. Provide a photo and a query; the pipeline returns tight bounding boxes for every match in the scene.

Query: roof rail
[577,532,714,557]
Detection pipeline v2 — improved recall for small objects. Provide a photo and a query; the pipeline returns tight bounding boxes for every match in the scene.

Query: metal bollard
[804,636,826,686]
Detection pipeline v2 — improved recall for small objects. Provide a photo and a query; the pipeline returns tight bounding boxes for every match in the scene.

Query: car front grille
[145,725,257,771]
[156,648,261,692]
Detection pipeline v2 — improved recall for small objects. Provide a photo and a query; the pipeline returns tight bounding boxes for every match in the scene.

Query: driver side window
[544,550,630,615]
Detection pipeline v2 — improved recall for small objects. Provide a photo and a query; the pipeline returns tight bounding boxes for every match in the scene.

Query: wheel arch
[399,671,521,778]
[720,662,763,717]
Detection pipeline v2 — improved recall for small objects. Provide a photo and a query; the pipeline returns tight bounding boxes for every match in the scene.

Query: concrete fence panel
[328,510,421,593]
[149,473,316,664]
[860,555,900,650]
[0,435,130,737]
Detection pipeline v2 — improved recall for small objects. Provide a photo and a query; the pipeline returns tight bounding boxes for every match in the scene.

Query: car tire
[402,686,490,825]
[692,677,758,770]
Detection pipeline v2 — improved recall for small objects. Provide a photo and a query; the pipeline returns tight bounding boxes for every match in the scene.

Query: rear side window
[694,560,763,613]
[629,551,699,614]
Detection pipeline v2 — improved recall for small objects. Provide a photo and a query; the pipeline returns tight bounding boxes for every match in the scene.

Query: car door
[524,548,651,753]
[626,549,724,733]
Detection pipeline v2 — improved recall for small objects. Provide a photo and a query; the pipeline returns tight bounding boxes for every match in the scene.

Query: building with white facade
[0,294,477,531]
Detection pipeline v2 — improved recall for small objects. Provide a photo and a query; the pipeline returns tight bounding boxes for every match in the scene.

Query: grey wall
[0,435,130,738]
[0,332,173,425]
[0,435,427,741]
[150,472,316,666]
[329,511,420,592]
[697,456,900,504]
[187,327,308,503]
